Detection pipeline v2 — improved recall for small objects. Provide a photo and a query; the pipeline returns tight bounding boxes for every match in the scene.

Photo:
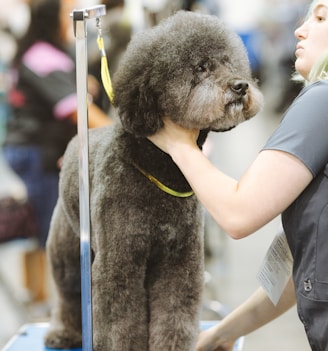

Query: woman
[4,0,112,248]
[148,0,328,349]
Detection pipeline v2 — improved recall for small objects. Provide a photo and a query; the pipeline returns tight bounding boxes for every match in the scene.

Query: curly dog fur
[45,11,263,351]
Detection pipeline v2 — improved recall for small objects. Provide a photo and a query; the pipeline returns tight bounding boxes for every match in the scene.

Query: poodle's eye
[220,55,236,72]
[196,65,207,73]
[194,63,209,79]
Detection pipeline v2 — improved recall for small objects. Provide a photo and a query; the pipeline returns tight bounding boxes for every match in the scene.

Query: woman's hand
[196,325,236,351]
[147,117,200,155]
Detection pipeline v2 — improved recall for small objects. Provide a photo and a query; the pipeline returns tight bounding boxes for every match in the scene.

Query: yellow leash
[132,163,194,198]
[96,18,114,104]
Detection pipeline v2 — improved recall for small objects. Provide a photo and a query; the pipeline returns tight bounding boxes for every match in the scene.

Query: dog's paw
[44,328,82,349]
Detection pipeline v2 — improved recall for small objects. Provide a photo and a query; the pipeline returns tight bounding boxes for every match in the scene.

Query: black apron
[282,162,328,351]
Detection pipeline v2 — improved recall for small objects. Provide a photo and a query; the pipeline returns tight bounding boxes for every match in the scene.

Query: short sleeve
[262,81,328,177]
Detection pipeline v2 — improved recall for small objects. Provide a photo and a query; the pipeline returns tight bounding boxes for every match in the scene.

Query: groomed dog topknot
[113,10,263,137]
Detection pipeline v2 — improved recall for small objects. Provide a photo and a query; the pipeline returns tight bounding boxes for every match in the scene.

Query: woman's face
[294,0,328,79]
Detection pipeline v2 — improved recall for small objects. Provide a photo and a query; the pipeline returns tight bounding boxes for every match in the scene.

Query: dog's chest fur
[61,124,203,259]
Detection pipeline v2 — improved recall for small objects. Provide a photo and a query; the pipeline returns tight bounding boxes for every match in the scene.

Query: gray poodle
[45,11,263,351]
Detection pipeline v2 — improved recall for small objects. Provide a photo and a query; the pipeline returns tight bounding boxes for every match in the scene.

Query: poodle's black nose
[231,80,249,96]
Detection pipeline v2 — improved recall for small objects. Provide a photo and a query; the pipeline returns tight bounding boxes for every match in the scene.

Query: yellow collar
[97,33,193,198]
[132,163,194,198]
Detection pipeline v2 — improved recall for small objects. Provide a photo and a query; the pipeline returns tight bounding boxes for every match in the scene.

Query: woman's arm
[148,119,312,239]
[68,102,114,128]
[196,277,296,351]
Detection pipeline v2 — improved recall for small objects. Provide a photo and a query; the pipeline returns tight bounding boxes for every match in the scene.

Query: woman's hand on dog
[147,117,200,156]
[195,325,236,351]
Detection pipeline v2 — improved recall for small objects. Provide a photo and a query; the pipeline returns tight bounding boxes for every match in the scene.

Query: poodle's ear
[113,72,164,137]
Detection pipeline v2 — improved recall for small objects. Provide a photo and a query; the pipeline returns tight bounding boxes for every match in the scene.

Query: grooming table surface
[3,322,244,351]
[2,323,81,351]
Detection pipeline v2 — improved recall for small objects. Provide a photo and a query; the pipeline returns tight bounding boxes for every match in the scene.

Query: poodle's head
[113,10,263,137]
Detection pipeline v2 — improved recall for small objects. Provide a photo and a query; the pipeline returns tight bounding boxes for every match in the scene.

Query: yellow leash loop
[132,163,194,198]
[96,18,114,104]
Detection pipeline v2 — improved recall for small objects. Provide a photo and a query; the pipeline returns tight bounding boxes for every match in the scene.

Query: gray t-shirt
[262,80,328,177]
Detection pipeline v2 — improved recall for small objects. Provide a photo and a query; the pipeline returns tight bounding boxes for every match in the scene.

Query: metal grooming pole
[72,5,106,351]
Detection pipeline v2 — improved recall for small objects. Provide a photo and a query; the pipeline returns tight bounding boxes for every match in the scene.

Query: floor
[0,96,311,350]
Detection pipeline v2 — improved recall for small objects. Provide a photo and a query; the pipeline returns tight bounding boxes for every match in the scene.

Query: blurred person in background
[0,0,30,142]
[2,0,112,304]
[148,0,328,349]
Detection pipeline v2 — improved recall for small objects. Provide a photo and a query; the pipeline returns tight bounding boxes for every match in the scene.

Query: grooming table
[2,322,244,351]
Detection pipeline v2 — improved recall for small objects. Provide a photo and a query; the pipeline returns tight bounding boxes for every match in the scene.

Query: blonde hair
[308,50,328,81]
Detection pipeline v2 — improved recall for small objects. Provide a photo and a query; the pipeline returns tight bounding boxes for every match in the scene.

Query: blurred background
[0,0,311,350]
